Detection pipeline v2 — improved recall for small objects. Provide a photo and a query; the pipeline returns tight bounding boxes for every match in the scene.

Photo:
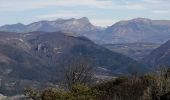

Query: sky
[0,0,170,26]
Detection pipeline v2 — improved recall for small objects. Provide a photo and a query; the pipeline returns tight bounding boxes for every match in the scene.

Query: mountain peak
[4,23,25,27]
[75,17,90,24]
[78,17,89,21]
[132,18,152,21]
[54,17,90,23]
[114,18,152,26]
[131,18,152,24]
[15,23,25,26]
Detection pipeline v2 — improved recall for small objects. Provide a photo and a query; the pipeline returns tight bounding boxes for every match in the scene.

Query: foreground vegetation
[24,68,170,100]
[23,58,170,100]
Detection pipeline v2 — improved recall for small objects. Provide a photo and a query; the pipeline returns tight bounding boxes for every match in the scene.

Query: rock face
[0,31,148,95]
[142,40,170,68]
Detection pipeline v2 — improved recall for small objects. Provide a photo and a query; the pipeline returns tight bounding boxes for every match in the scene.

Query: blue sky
[0,0,170,26]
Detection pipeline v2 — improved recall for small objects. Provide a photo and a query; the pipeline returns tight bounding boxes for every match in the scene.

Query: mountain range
[104,18,170,44]
[1,17,170,44]
[0,17,99,36]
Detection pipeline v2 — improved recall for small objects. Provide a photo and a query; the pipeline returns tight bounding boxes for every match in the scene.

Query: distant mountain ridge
[1,17,170,44]
[0,17,100,35]
[103,18,170,44]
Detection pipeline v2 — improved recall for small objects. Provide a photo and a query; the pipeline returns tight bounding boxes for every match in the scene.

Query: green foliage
[26,84,99,100]
[25,88,41,100]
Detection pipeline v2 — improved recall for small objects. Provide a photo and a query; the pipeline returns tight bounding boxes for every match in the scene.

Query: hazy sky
[0,0,170,26]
